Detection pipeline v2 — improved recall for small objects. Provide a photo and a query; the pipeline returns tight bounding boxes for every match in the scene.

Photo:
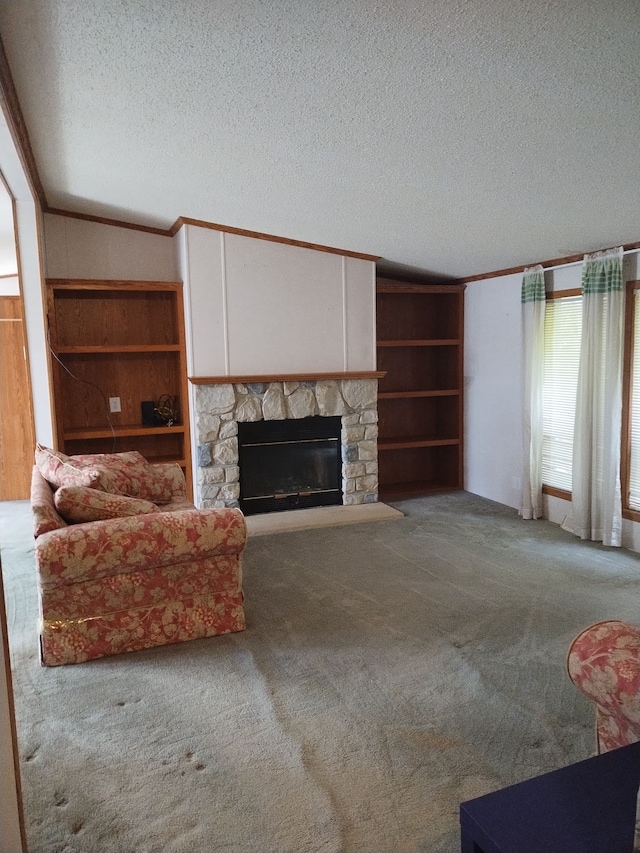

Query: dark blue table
[460,741,640,852]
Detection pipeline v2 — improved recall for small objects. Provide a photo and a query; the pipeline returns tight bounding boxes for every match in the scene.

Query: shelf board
[47,279,182,292]
[378,482,462,500]
[376,339,460,347]
[378,389,460,399]
[378,437,460,450]
[54,344,182,354]
[64,424,186,440]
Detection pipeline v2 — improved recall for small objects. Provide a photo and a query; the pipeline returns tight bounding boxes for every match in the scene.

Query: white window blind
[542,295,582,491]
[628,291,640,509]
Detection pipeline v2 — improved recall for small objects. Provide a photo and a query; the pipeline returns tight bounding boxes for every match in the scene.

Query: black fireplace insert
[238,416,342,515]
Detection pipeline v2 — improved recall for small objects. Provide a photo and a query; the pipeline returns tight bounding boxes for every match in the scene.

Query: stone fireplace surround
[193,377,379,510]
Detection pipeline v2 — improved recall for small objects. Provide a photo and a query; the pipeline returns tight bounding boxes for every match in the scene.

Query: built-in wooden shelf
[46,279,193,498]
[379,437,460,450]
[376,339,460,347]
[378,389,460,399]
[376,278,465,497]
[63,424,186,440]
[56,344,183,354]
[378,481,461,500]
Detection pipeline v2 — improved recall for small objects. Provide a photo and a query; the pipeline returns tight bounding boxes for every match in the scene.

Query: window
[542,291,582,493]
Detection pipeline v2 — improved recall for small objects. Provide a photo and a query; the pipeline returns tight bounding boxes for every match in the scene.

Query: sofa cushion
[54,486,159,524]
[35,446,173,503]
[35,444,102,489]
[70,451,174,503]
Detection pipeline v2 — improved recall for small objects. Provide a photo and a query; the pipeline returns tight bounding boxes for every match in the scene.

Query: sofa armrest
[36,506,247,587]
[31,465,67,537]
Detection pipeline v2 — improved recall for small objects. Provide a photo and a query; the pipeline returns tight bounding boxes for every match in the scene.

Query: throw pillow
[35,444,102,489]
[66,450,174,504]
[54,486,158,524]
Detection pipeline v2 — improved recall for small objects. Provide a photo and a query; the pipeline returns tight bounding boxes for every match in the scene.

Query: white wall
[43,213,178,281]
[464,272,524,509]
[0,275,19,295]
[0,109,32,852]
[178,224,376,377]
[465,251,640,552]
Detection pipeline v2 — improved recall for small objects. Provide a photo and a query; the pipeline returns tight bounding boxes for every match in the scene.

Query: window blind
[542,295,582,491]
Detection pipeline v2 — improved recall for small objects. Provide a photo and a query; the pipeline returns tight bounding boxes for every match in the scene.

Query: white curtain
[520,265,546,519]
[571,247,624,546]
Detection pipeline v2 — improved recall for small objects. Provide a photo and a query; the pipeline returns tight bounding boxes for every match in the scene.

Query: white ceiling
[1,0,640,279]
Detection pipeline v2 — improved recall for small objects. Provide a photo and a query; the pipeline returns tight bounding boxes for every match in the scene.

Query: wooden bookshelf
[46,279,193,498]
[376,279,465,499]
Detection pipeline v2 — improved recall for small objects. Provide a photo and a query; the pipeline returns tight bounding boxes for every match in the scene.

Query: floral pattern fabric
[35,445,174,503]
[36,507,247,586]
[41,555,242,620]
[32,459,247,666]
[567,620,640,752]
[31,466,67,537]
[40,593,245,666]
[54,485,158,523]
[35,444,101,489]
[69,450,174,503]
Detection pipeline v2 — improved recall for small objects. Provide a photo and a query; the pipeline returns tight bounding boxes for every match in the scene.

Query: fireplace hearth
[238,416,342,515]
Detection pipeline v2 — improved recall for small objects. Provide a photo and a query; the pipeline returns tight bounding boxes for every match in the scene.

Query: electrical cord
[47,344,118,453]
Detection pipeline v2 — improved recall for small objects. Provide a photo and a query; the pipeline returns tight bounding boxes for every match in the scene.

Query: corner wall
[464,251,640,552]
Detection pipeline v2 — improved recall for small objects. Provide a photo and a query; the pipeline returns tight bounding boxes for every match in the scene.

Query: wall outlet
[109,396,121,413]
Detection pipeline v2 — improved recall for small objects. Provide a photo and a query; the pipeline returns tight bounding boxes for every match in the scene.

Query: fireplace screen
[238,416,342,515]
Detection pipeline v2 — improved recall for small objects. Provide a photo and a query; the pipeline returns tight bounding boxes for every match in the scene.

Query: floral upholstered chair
[31,445,247,666]
[567,620,640,753]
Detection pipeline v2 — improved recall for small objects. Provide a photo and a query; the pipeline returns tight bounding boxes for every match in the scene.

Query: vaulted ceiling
[1,1,639,279]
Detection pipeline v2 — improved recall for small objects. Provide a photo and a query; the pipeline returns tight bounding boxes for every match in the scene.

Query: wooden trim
[189,371,385,385]
[42,208,382,262]
[623,507,640,523]
[0,32,46,210]
[377,282,466,294]
[542,484,571,501]
[44,207,172,237]
[461,241,640,284]
[546,287,581,300]
[172,216,380,261]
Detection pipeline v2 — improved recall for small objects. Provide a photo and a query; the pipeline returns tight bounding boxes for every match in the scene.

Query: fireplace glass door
[238,416,342,515]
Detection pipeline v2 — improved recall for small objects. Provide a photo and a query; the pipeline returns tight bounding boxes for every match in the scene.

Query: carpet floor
[4,491,640,853]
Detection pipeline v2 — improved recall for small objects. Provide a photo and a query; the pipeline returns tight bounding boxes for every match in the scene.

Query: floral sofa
[567,620,640,752]
[31,445,247,666]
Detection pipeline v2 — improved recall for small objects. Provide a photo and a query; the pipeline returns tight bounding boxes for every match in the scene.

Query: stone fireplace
[194,377,379,511]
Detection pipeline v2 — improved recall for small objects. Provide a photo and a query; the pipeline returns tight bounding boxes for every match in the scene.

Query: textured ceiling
[1,0,639,279]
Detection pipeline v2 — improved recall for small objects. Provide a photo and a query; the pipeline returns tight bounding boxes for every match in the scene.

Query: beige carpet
[4,492,640,852]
